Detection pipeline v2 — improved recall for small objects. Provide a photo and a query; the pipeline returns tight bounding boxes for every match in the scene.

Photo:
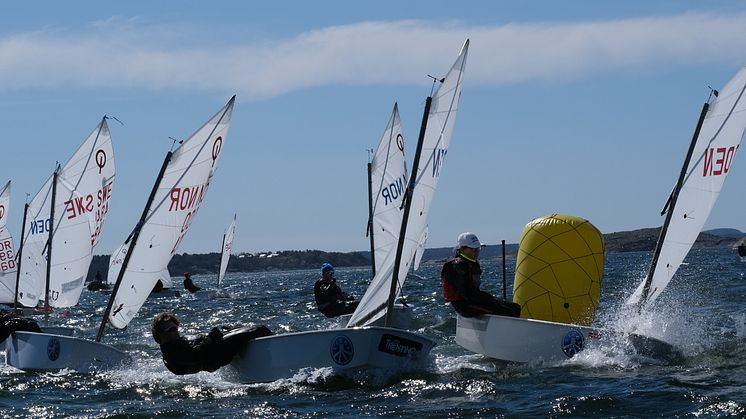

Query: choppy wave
[2,247,746,417]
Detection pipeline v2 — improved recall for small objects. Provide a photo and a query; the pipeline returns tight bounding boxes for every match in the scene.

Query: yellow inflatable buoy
[513,214,604,326]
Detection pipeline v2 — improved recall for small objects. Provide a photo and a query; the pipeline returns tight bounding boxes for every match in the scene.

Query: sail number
[703,145,739,177]
[168,181,212,255]
[432,148,447,178]
[381,174,406,206]
[30,218,51,235]
[0,239,15,271]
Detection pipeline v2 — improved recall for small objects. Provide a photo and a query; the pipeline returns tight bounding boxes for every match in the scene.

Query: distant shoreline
[87,227,745,280]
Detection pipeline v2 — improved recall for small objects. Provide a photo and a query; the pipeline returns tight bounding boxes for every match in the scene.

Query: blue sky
[3,1,746,255]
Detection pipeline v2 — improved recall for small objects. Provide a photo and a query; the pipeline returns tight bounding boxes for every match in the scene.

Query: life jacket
[440,256,475,302]
[440,255,482,303]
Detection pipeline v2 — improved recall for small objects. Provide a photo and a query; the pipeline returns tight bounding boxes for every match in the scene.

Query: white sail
[218,214,236,287]
[0,181,17,304]
[158,268,174,289]
[107,245,173,289]
[370,104,408,274]
[348,40,469,327]
[17,119,115,308]
[628,67,746,308]
[412,226,428,271]
[106,96,234,330]
[105,242,128,286]
[16,175,52,307]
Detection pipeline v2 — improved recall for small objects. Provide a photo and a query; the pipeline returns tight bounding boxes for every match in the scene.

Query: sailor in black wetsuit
[183,272,202,293]
[314,263,358,317]
[151,312,272,375]
[86,271,109,291]
[0,309,42,342]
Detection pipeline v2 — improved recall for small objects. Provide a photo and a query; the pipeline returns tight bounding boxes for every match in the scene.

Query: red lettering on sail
[703,145,739,177]
[168,182,211,212]
[90,181,114,247]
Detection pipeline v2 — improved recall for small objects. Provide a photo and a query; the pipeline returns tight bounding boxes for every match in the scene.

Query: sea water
[2,247,746,417]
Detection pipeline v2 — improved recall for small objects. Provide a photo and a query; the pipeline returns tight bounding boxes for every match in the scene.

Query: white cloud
[1,12,745,99]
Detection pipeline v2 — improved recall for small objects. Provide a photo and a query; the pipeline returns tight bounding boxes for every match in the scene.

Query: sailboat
[348,103,411,328]
[14,118,116,311]
[0,181,17,305]
[627,67,746,308]
[367,104,408,278]
[346,39,468,329]
[229,39,469,383]
[5,97,235,371]
[456,67,746,363]
[218,214,236,288]
[194,214,236,299]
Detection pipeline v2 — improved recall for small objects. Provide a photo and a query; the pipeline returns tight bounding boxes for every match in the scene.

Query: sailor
[183,272,202,293]
[152,279,164,293]
[0,309,42,342]
[314,263,359,317]
[87,271,109,291]
[151,311,273,375]
[441,232,521,318]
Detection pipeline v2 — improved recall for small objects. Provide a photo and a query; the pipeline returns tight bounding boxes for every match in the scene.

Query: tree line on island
[86,228,744,280]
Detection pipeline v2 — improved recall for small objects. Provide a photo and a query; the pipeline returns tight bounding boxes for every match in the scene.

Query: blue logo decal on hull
[561,329,585,358]
[47,338,61,361]
[330,335,354,365]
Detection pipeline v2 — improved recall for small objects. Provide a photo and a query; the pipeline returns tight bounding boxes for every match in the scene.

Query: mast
[384,96,432,327]
[638,102,709,310]
[13,203,29,311]
[96,152,173,342]
[44,167,60,316]
[366,158,376,276]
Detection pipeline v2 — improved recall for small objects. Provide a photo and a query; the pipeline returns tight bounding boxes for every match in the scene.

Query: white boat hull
[5,331,132,372]
[229,326,434,383]
[456,314,674,363]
